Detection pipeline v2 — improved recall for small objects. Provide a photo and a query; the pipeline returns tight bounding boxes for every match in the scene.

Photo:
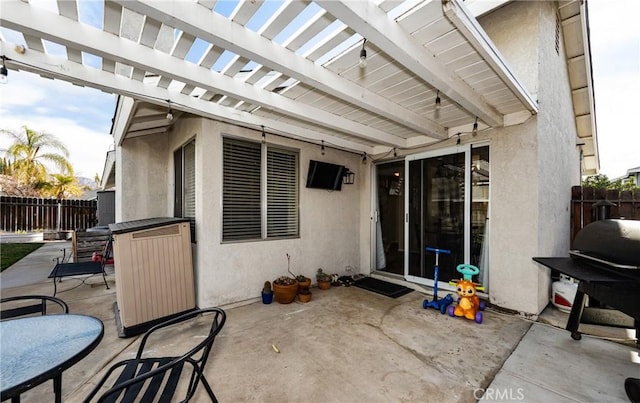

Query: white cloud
[0,116,114,178]
[0,68,115,180]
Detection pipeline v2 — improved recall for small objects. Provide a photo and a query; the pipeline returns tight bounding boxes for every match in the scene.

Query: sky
[0,0,638,180]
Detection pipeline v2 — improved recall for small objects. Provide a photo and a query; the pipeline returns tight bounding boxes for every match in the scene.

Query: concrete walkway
[1,242,637,402]
[1,241,71,289]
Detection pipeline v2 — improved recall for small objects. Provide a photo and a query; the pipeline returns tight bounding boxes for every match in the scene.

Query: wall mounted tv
[306,160,345,191]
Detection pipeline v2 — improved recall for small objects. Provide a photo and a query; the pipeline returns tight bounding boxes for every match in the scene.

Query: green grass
[1,243,45,272]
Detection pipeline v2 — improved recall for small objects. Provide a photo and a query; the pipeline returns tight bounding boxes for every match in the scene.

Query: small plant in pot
[296,274,311,292]
[298,286,312,303]
[273,276,298,304]
[261,281,273,304]
[316,268,332,290]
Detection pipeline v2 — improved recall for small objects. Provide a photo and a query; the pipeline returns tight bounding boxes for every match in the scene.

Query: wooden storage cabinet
[109,217,195,337]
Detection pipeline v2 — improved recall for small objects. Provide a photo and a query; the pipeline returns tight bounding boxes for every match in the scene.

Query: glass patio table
[0,314,104,403]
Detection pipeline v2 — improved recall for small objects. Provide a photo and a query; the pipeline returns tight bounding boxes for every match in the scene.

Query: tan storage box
[109,217,195,337]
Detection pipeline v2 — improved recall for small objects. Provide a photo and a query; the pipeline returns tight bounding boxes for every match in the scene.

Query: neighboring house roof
[1,0,595,172]
[613,166,640,182]
[100,150,116,190]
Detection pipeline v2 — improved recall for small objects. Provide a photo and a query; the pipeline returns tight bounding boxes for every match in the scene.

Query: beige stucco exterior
[112,1,583,316]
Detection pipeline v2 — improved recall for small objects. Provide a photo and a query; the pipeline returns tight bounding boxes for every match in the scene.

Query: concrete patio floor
[1,241,638,402]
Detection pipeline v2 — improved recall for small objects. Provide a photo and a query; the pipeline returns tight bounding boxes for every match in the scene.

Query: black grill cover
[573,219,640,267]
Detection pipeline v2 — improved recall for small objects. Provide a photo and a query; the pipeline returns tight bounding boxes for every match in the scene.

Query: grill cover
[572,219,640,267]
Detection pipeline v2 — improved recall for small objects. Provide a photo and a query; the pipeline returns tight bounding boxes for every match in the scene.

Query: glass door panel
[471,146,490,289]
[374,161,405,275]
[407,152,465,284]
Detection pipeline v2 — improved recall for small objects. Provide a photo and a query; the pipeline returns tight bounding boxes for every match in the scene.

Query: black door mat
[354,277,413,298]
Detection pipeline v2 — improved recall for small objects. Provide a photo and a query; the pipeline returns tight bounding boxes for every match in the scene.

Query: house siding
[116,134,169,222]
[476,1,580,314]
[165,118,363,307]
[535,1,581,310]
[113,1,584,316]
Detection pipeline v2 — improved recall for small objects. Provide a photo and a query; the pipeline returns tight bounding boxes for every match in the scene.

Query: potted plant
[298,286,312,303]
[296,274,311,292]
[316,268,332,290]
[273,276,298,304]
[261,281,273,304]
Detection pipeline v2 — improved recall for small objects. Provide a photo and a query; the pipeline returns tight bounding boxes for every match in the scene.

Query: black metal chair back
[84,307,226,403]
[0,295,69,320]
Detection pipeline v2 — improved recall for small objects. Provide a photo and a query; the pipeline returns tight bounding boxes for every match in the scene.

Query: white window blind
[222,137,299,242]
[223,138,262,241]
[267,148,299,238]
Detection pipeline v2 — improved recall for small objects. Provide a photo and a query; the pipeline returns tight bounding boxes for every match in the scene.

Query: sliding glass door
[402,145,490,291]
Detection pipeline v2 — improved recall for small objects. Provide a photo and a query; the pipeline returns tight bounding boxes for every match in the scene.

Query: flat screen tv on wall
[306,160,345,191]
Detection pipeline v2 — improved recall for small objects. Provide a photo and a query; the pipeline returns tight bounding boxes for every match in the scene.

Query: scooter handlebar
[425,247,451,255]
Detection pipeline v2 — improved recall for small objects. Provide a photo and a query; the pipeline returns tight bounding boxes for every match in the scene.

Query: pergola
[0,0,597,173]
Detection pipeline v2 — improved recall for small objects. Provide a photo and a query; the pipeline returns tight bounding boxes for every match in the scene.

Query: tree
[46,173,83,199]
[583,173,639,191]
[1,125,73,187]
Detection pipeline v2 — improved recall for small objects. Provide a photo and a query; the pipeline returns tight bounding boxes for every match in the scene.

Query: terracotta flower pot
[273,281,298,304]
[297,277,311,292]
[317,280,331,290]
[298,292,312,303]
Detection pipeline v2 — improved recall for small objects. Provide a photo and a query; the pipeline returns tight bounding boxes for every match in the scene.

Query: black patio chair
[49,235,112,296]
[0,295,69,320]
[84,307,226,403]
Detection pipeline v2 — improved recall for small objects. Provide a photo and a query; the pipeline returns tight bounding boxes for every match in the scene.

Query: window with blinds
[267,148,299,238]
[174,139,196,242]
[222,137,298,242]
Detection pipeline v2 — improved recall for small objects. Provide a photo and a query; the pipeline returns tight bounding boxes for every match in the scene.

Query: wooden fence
[571,186,640,244]
[0,196,97,232]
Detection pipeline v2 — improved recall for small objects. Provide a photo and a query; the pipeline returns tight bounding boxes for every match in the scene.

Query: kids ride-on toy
[422,247,454,314]
[448,263,485,323]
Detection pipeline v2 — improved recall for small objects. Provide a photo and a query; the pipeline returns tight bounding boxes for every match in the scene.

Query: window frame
[221,136,299,243]
[174,139,196,242]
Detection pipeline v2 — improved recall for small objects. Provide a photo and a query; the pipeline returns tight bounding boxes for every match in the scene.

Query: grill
[534,219,640,344]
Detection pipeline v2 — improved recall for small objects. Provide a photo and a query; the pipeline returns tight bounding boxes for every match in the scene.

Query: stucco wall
[164,118,363,307]
[534,1,581,309]
[113,1,582,316]
[479,1,540,101]
[116,134,169,222]
[476,1,580,314]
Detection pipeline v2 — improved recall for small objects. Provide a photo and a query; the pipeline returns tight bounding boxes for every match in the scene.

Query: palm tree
[1,125,73,186]
[47,173,83,199]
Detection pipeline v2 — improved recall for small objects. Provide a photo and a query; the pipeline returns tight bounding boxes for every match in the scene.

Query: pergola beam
[0,1,405,147]
[317,0,503,128]
[0,41,373,154]
[112,0,447,139]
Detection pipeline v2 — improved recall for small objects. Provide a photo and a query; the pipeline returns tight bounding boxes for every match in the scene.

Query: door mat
[354,277,413,299]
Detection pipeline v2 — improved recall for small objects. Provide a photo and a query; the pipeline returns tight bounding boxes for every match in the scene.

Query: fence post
[57,202,62,231]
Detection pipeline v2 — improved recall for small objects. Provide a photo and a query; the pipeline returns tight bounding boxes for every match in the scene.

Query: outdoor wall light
[472,117,478,136]
[343,168,355,185]
[435,90,441,110]
[0,56,8,85]
[321,140,325,156]
[362,152,367,164]
[359,39,367,69]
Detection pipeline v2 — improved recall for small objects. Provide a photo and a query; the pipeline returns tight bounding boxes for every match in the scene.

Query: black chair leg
[199,376,218,403]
